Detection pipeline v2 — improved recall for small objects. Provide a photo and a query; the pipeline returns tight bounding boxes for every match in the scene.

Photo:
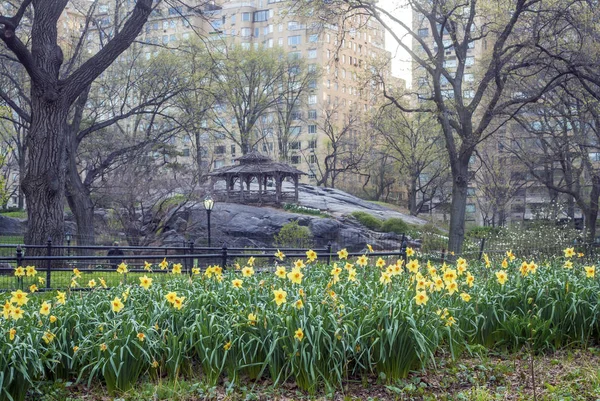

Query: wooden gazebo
[208,151,306,204]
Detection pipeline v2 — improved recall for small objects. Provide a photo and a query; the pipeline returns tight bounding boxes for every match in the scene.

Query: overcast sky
[379,0,413,84]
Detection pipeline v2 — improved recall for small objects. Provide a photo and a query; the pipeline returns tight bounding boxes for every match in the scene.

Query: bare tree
[0,0,155,247]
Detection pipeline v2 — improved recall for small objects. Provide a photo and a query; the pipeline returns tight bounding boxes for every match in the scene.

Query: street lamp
[65,231,72,256]
[203,195,214,247]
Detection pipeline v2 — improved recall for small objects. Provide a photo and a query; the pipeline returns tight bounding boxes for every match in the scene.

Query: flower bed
[1,248,599,399]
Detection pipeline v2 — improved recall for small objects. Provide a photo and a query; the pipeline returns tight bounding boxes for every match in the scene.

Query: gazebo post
[240,174,245,201]
[275,172,281,203]
[225,174,231,202]
[258,173,263,203]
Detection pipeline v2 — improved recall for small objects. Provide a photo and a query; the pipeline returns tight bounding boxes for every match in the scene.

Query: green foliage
[273,220,312,247]
[351,211,383,231]
[380,218,410,234]
[466,226,503,240]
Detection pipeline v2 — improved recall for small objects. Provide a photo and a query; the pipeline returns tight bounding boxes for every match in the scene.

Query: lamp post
[65,232,72,256]
[203,195,214,247]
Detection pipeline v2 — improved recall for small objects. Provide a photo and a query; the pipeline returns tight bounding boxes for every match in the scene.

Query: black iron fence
[0,240,409,292]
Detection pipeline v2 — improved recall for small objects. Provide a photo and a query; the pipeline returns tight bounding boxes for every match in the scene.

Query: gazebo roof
[209,151,306,176]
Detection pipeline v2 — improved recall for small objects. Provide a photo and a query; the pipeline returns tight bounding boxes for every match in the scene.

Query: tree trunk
[65,166,95,250]
[408,178,418,216]
[447,160,469,255]
[22,98,68,249]
[585,176,600,242]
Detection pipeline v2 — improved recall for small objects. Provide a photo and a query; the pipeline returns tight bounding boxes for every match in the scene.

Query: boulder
[0,215,26,235]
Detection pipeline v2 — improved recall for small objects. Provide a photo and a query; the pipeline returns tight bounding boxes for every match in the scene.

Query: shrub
[466,226,503,239]
[381,218,409,234]
[418,223,448,253]
[274,220,312,247]
[351,211,383,231]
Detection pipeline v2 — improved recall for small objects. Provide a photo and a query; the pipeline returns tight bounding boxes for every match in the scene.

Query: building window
[290,126,301,135]
[253,10,269,22]
[215,145,226,154]
[291,110,302,120]
[463,90,475,98]
[182,148,190,157]
[418,28,429,37]
[242,12,251,21]
[308,95,317,104]
[308,139,317,149]
[466,56,475,66]
[308,124,317,134]
[443,58,457,68]
[464,73,474,82]
[288,35,301,45]
[231,14,236,24]
[307,49,317,58]
[308,110,317,119]
[288,51,301,59]
[308,79,317,89]
[291,155,301,164]
[241,28,251,37]
[309,154,317,164]
[466,203,476,213]
[309,34,318,42]
[231,145,236,155]
[290,141,301,150]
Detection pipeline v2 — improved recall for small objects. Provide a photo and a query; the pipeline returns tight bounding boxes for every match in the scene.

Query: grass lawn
[30,348,600,400]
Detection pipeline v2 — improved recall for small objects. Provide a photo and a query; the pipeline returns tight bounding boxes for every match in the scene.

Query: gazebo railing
[212,190,296,203]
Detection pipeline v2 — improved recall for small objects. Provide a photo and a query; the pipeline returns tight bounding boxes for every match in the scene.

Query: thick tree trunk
[22,98,68,248]
[65,163,95,250]
[448,160,469,256]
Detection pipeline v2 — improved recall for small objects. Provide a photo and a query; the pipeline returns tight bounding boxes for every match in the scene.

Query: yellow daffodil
[528,261,538,275]
[367,244,374,253]
[406,247,415,257]
[506,250,516,261]
[275,266,287,278]
[356,255,368,267]
[376,257,386,268]
[39,301,51,316]
[247,257,255,266]
[433,276,445,292]
[42,331,55,344]
[137,332,145,342]
[294,327,304,341]
[100,343,108,352]
[10,290,28,306]
[10,307,24,320]
[25,266,37,277]
[564,260,573,269]
[564,247,575,258]
[287,268,303,284]
[330,264,342,276]
[445,316,456,327]
[116,262,128,274]
[337,248,348,260]
[242,266,255,277]
[294,259,306,269]
[248,313,257,325]
[111,297,124,313]
[414,290,429,306]
[585,265,595,278]
[391,263,403,276]
[446,281,458,295]
[465,272,474,287]
[344,262,354,270]
[173,296,185,310]
[232,279,243,288]
[192,267,200,275]
[443,269,457,284]
[2,301,12,319]
[159,258,169,270]
[460,292,471,302]
[144,261,153,271]
[99,278,107,288]
[165,291,177,304]
[223,341,232,351]
[72,268,82,279]
[9,328,16,341]
[73,345,79,352]
[347,268,357,282]
[295,299,304,309]
[496,270,508,285]
[415,277,427,290]
[172,263,182,274]
[379,271,392,285]
[406,259,420,273]
[88,279,96,288]
[38,277,45,285]
[14,266,25,277]
[49,315,57,323]
[483,253,491,268]
[70,279,78,288]
[273,288,287,306]
[139,275,152,289]
[501,258,508,268]
[29,284,38,293]
[274,249,285,261]
[577,252,584,258]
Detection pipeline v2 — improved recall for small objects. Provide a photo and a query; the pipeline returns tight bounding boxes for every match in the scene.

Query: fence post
[326,242,332,266]
[441,248,446,265]
[16,245,23,290]
[189,240,194,275]
[400,234,407,264]
[46,238,52,290]
[478,237,486,261]
[221,244,228,269]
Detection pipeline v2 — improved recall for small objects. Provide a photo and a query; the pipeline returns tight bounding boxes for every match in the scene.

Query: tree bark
[585,176,600,242]
[447,160,469,256]
[408,178,418,216]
